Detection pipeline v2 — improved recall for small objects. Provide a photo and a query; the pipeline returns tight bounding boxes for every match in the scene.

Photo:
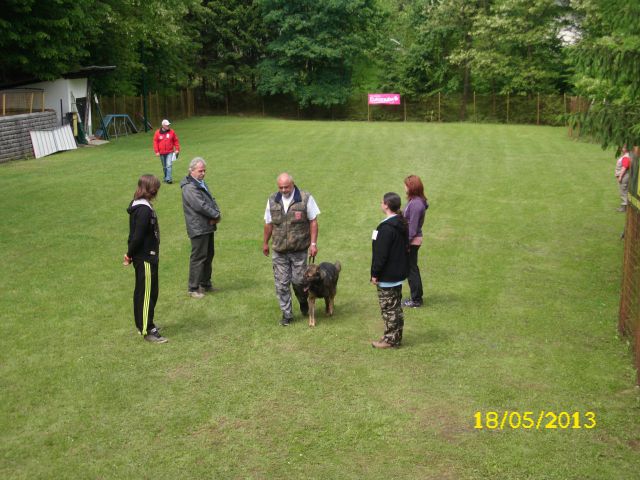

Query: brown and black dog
[302,261,341,327]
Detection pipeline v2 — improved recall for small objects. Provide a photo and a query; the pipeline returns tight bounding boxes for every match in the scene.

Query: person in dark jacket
[370,192,409,349]
[123,174,167,343]
[402,175,429,308]
[180,157,221,298]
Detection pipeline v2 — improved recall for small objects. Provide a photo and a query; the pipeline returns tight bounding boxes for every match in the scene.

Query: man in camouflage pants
[262,173,320,326]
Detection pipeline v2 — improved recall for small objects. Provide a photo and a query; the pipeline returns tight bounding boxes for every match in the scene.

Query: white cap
[161,119,171,126]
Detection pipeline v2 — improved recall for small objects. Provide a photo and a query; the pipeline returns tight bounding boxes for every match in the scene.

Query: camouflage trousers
[272,250,308,319]
[377,285,404,346]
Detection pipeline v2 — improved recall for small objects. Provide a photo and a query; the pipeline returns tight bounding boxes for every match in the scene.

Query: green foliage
[569,0,640,148]
[256,0,383,107]
[0,0,103,82]
[466,0,569,94]
[379,0,571,98]
[194,0,266,98]
[89,0,202,95]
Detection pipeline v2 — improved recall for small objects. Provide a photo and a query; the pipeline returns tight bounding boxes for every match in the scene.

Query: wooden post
[41,92,45,112]
[403,98,407,122]
[438,92,441,122]
[537,93,540,125]
[29,92,34,113]
[2,94,5,116]
[506,92,510,124]
[473,91,476,122]
[155,92,160,125]
[563,93,567,115]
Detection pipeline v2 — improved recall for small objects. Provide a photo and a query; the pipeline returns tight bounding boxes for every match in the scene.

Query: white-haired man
[180,157,221,298]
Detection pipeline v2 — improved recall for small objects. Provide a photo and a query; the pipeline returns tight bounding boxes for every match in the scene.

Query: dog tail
[334,261,341,273]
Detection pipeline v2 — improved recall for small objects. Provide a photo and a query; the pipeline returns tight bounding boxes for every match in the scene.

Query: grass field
[1,117,639,479]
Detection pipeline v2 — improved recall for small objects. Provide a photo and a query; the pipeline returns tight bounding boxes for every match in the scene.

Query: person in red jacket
[615,145,632,212]
[153,119,180,184]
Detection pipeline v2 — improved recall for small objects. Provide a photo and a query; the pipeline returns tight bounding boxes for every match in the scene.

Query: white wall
[21,78,89,131]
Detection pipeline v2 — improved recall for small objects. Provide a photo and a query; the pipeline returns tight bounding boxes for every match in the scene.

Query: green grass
[1,117,639,479]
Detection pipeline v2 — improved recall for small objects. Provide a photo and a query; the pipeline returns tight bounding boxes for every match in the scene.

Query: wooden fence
[0,89,46,116]
[90,89,590,130]
[619,146,640,384]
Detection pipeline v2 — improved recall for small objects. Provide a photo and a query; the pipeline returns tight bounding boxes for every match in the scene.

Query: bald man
[263,173,320,326]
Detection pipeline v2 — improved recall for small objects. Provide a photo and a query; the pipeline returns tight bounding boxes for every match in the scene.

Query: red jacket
[153,128,180,155]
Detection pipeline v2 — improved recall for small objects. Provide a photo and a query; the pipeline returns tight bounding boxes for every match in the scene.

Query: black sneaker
[280,316,292,326]
[144,329,168,343]
[402,299,423,308]
[199,285,219,293]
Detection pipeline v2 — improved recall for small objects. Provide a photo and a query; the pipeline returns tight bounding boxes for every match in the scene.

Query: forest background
[0,0,638,147]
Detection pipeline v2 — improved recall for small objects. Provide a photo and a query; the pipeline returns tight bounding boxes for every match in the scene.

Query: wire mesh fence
[619,147,640,384]
[192,90,577,125]
[93,90,195,132]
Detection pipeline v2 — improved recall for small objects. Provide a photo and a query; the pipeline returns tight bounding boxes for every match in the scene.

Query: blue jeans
[160,153,174,181]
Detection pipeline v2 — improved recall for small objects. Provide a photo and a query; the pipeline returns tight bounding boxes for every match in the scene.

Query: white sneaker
[188,290,205,299]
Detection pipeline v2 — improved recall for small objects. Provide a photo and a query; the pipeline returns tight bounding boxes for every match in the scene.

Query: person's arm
[153,131,160,156]
[405,202,420,241]
[183,186,220,219]
[126,208,150,260]
[173,131,180,153]
[619,156,630,182]
[263,223,273,256]
[309,218,318,257]
[371,226,391,280]
[619,166,628,182]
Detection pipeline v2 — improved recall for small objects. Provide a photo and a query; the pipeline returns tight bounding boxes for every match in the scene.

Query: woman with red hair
[403,175,429,307]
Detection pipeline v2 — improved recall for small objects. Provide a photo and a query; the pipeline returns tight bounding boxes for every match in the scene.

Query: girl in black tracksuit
[370,192,409,348]
[124,175,167,343]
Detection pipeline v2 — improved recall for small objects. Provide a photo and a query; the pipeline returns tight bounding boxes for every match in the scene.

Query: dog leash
[308,255,315,264]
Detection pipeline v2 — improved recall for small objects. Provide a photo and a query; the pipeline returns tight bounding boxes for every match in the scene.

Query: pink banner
[368,93,401,105]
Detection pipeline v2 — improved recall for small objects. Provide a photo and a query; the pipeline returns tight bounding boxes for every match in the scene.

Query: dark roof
[0,66,116,89]
[63,66,116,79]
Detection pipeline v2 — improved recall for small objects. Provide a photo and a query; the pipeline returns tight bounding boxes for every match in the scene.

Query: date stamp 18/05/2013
[473,411,596,430]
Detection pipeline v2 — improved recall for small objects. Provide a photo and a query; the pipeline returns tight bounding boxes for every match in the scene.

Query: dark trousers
[189,233,214,291]
[407,245,423,302]
[133,259,158,335]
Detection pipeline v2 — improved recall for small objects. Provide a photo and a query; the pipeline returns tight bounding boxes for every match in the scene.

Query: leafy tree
[195,0,266,101]
[88,0,202,95]
[377,0,482,98]
[570,0,640,148]
[0,0,102,83]
[257,0,383,108]
[466,0,569,95]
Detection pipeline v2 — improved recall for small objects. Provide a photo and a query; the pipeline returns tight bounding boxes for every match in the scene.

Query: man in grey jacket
[180,157,221,298]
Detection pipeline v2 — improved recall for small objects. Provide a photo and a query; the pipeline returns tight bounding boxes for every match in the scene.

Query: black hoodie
[371,214,409,282]
[126,199,160,263]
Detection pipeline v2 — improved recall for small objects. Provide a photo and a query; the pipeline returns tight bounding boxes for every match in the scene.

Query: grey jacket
[180,175,221,238]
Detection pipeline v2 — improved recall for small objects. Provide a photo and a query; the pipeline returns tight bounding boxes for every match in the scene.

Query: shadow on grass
[405,327,453,348]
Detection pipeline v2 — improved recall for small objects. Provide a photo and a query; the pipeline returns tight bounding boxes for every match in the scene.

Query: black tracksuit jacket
[371,214,409,283]
[127,200,160,263]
